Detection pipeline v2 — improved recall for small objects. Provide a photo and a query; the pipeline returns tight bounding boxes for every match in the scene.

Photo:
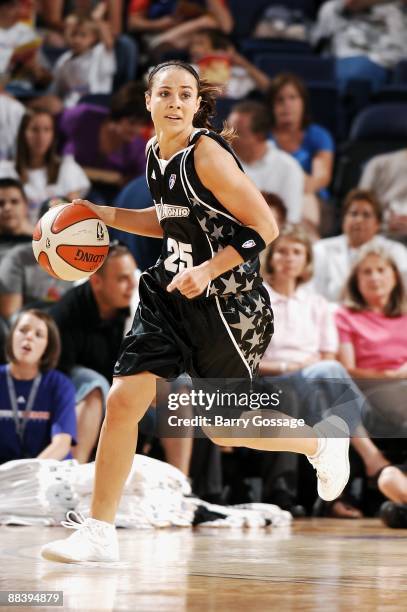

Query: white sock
[308,434,327,459]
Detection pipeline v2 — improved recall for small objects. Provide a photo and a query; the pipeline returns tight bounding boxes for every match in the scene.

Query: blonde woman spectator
[336,246,407,434]
[260,226,389,516]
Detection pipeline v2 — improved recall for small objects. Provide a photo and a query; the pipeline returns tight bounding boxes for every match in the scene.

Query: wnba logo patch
[97,222,105,241]
[169,174,176,190]
[242,239,256,248]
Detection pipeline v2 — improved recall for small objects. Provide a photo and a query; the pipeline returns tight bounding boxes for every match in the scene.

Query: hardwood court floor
[1,519,406,612]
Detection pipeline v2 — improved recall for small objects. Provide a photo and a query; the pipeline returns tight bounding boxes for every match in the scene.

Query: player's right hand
[71,199,115,226]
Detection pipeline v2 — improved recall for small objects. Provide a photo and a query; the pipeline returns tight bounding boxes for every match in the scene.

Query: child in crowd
[189,28,270,98]
[34,10,116,113]
[53,12,115,109]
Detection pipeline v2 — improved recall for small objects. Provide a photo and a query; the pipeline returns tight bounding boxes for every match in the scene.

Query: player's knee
[378,466,400,493]
[105,387,145,426]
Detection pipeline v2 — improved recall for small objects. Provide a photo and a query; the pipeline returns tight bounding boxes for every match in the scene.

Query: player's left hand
[167,264,212,299]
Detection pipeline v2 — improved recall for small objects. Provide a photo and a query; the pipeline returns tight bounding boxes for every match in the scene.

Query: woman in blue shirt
[267,73,335,234]
[0,309,76,463]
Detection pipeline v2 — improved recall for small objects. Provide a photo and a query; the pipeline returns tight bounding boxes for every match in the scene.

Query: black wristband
[229,226,266,261]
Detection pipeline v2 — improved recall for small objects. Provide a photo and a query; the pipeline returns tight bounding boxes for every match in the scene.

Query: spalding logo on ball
[32,204,110,281]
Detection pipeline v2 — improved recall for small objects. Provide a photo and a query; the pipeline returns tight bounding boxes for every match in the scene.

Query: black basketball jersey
[146,128,262,299]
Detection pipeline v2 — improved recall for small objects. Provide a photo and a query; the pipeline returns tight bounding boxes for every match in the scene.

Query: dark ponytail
[147,60,235,143]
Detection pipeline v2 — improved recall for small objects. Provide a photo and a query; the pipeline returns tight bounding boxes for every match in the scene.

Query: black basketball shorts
[114,272,274,380]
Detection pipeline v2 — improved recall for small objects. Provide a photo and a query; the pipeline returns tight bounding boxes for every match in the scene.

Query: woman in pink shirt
[261,226,389,517]
[336,247,407,378]
[336,247,407,507]
[336,246,407,434]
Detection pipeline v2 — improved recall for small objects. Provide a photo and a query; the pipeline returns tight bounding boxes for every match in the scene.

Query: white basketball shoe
[41,512,119,563]
[307,415,350,502]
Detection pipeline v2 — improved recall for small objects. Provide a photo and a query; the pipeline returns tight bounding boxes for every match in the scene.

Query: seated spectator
[262,192,288,231]
[254,4,310,40]
[359,148,407,240]
[0,309,76,464]
[336,246,407,435]
[379,463,407,528]
[0,198,71,321]
[260,226,389,516]
[50,243,137,463]
[313,189,407,302]
[227,101,304,224]
[0,178,32,262]
[266,73,335,232]
[189,28,270,98]
[33,12,116,114]
[0,108,90,224]
[0,93,25,160]
[0,0,51,94]
[40,0,124,43]
[59,82,150,199]
[311,0,407,93]
[128,0,233,55]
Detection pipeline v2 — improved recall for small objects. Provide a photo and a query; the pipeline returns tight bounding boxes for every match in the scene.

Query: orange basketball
[32,204,110,281]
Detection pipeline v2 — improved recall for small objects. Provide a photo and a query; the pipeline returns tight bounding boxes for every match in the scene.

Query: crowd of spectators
[0,0,406,528]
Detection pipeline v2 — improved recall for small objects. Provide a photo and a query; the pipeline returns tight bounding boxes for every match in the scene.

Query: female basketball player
[41,61,350,563]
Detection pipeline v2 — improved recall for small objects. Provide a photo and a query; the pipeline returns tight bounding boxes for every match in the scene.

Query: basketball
[32,204,110,281]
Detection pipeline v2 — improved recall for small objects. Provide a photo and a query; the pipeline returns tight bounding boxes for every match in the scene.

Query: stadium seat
[229,0,271,40]
[373,85,407,104]
[254,54,335,82]
[393,60,407,84]
[332,104,407,203]
[269,0,318,19]
[212,97,241,130]
[109,176,162,271]
[332,139,407,205]
[349,103,407,140]
[307,81,344,139]
[113,34,139,89]
[78,93,111,107]
[240,38,313,60]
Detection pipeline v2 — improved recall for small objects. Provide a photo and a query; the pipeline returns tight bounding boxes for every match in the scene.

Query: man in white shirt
[227,100,304,223]
[313,188,407,302]
[359,148,407,238]
[0,94,25,160]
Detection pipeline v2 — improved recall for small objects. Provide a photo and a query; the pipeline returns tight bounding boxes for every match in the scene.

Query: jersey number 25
[164,238,193,273]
